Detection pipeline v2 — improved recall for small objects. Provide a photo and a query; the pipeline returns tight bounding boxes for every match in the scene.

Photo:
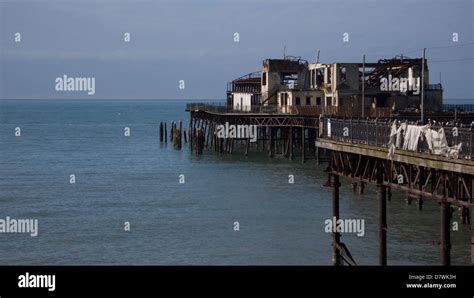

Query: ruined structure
[227,55,443,117]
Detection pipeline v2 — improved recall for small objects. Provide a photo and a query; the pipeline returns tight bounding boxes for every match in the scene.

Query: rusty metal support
[471,208,474,264]
[440,172,452,266]
[440,201,451,266]
[378,172,387,266]
[332,174,341,266]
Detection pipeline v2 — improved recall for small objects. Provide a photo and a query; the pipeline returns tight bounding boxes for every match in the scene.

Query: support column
[269,128,274,158]
[189,115,193,150]
[245,138,250,156]
[289,127,293,160]
[440,201,451,266]
[301,127,305,163]
[332,174,341,266]
[315,145,320,165]
[378,172,387,266]
[472,179,474,265]
[281,128,286,157]
[359,182,365,195]
[159,121,164,142]
[418,168,424,210]
[471,208,474,264]
[351,182,358,192]
[440,172,451,266]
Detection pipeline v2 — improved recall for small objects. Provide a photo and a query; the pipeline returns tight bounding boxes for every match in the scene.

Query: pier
[180,103,474,266]
[176,52,474,266]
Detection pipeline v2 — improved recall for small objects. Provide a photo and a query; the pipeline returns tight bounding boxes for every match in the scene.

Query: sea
[0,99,471,265]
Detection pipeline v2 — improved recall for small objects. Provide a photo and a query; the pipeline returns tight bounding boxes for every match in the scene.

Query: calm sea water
[0,99,470,265]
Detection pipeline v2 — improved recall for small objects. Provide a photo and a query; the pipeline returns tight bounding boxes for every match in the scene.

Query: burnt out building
[227,54,443,116]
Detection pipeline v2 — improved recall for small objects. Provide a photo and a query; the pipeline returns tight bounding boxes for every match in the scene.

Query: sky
[0,0,473,100]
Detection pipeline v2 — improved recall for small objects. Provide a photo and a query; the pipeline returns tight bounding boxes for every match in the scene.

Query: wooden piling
[269,128,274,158]
[289,127,293,160]
[178,121,182,149]
[301,127,305,163]
[245,138,250,156]
[189,116,193,151]
[170,121,174,142]
[418,169,424,209]
[315,144,320,165]
[351,182,358,192]
[159,121,164,142]
[359,182,365,195]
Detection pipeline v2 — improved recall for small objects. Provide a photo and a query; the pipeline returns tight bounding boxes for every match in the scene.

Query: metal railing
[186,103,394,118]
[321,118,473,160]
[186,103,286,114]
[427,83,443,90]
[443,104,474,112]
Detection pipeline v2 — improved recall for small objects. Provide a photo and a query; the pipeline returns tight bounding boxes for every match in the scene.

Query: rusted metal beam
[440,201,451,266]
[331,174,342,266]
[377,169,387,266]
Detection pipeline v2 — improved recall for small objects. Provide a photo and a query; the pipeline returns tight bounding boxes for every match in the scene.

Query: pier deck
[316,119,474,266]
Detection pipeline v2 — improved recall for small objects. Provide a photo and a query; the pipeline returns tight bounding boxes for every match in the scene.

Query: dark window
[316,97,321,105]
[326,97,332,106]
[316,69,324,86]
[295,97,300,106]
[306,97,311,105]
[340,66,347,82]
[281,93,288,106]
[262,72,267,86]
[281,72,298,88]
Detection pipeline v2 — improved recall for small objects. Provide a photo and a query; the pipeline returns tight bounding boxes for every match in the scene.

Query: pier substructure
[317,139,474,265]
[187,110,318,160]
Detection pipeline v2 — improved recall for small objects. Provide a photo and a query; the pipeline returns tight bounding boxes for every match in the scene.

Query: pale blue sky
[0,0,473,99]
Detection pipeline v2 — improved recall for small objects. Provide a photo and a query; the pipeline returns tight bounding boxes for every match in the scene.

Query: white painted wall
[232,92,253,111]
